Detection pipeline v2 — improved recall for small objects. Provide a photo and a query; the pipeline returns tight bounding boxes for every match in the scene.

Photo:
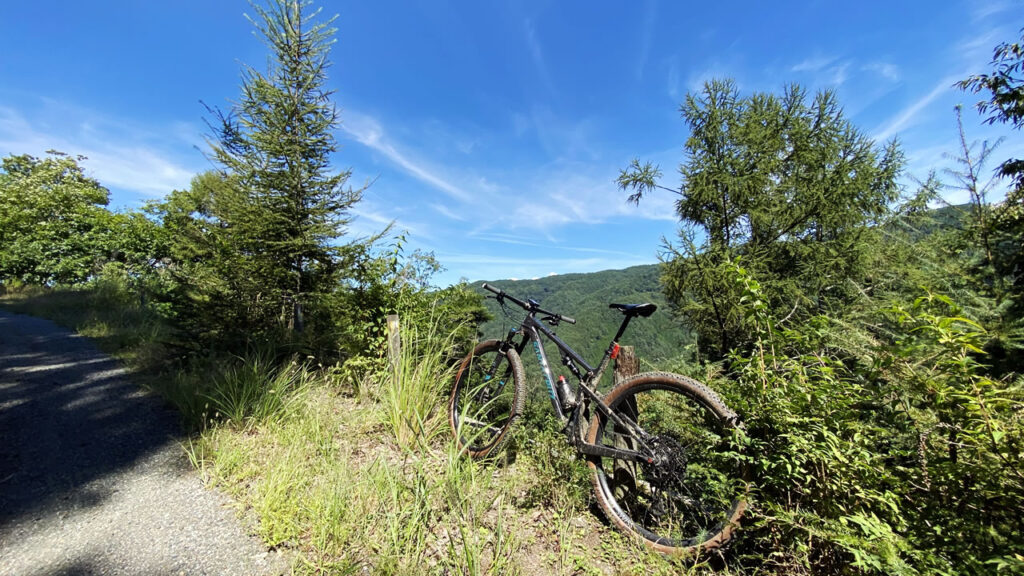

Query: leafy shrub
[716,260,1023,575]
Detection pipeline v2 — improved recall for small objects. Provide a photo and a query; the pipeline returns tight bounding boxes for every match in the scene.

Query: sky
[1,1,1021,287]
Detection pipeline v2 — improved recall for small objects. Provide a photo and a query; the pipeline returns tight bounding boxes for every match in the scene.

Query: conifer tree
[619,80,903,358]
[204,0,362,336]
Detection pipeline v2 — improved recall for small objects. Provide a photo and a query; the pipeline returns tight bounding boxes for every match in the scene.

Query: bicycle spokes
[592,382,746,547]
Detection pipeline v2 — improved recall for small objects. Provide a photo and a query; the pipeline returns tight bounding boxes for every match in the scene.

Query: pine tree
[204,0,362,336]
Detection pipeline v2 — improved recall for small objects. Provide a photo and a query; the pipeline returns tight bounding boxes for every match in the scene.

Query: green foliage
[958,28,1024,348]
[715,261,1024,575]
[0,151,112,285]
[884,294,1024,571]
[957,27,1024,191]
[151,171,283,348]
[620,80,903,359]
[169,0,365,348]
[334,235,489,364]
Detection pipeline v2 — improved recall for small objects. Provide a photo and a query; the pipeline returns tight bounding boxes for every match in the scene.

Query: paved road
[0,310,289,576]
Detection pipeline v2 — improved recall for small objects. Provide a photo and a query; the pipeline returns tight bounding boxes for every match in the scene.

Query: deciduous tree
[0,151,112,285]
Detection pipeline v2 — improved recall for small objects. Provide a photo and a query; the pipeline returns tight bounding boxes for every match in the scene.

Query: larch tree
[619,80,903,358]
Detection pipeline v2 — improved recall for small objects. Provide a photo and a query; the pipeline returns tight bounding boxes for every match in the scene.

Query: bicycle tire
[586,371,748,554]
[449,339,526,459]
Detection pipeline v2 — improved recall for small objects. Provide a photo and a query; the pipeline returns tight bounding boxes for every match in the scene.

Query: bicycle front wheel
[448,339,526,459]
[586,372,748,554]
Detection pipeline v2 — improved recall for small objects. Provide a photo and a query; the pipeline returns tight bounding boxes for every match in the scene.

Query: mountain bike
[448,283,749,554]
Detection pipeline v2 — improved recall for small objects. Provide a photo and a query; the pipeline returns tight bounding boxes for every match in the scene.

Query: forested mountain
[472,203,974,370]
[474,264,696,370]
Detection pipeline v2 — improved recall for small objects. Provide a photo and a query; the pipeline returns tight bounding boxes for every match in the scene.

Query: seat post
[612,314,633,343]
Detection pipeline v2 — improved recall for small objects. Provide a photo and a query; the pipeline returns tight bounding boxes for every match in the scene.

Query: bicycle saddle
[609,303,657,317]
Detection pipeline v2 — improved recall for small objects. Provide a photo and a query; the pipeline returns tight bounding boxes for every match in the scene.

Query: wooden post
[613,345,638,385]
[612,346,638,495]
[386,314,401,375]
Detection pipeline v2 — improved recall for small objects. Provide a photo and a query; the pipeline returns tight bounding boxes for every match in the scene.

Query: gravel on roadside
[0,310,291,576]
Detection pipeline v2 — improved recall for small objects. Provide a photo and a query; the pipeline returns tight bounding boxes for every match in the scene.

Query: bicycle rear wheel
[448,339,526,459]
[586,372,748,554]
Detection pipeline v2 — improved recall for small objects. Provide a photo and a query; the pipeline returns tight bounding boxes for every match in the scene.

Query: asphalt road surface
[0,310,289,576]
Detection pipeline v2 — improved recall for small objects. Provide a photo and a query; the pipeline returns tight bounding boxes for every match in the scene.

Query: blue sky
[1,1,1021,286]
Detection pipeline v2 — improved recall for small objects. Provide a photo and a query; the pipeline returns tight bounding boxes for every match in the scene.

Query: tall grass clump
[439,442,522,576]
[377,315,464,449]
[203,348,314,429]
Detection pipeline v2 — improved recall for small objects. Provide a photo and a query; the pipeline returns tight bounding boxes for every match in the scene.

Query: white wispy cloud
[635,0,658,80]
[435,252,647,283]
[971,0,1015,22]
[686,66,726,96]
[490,164,677,237]
[526,105,600,160]
[872,77,957,142]
[470,232,545,248]
[0,103,201,201]
[863,62,901,83]
[667,59,681,101]
[340,109,676,257]
[346,205,395,240]
[524,18,556,97]
[790,55,838,73]
[790,55,851,87]
[340,111,474,203]
[430,202,467,222]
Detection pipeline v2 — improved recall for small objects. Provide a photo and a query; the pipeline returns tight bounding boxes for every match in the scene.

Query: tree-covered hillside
[474,264,696,373]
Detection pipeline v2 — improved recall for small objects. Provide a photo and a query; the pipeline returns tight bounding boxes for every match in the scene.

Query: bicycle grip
[482,283,501,295]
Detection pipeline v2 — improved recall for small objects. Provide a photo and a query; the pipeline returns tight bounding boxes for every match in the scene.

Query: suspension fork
[481,329,521,387]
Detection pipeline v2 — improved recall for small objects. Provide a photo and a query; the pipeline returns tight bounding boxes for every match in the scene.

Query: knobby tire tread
[448,339,526,460]
[586,371,749,555]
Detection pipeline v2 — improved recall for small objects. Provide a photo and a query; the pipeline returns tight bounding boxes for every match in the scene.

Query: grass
[376,316,459,450]
[1,283,732,575]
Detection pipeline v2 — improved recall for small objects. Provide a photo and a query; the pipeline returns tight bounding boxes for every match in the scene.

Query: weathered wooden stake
[613,345,638,385]
[612,345,639,493]
[386,314,401,375]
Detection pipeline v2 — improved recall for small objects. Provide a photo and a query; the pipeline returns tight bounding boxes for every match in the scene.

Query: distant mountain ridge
[470,204,971,371]
[473,264,695,369]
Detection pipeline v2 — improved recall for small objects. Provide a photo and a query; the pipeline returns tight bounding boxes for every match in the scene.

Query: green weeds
[4,283,704,574]
[377,316,460,450]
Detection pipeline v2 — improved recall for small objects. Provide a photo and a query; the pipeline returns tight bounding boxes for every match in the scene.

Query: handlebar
[482,283,576,324]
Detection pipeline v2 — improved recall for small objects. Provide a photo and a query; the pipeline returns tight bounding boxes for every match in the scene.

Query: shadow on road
[0,310,181,530]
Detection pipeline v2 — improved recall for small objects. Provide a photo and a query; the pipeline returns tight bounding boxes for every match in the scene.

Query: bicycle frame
[461,284,749,553]
[496,298,658,464]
